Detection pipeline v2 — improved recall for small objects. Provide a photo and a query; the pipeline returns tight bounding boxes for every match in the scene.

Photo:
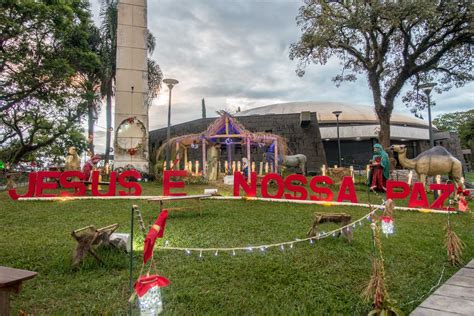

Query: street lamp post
[163,78,179,168]
[419,82,437,148]
[419,82,437,198]
[332,111,343,167]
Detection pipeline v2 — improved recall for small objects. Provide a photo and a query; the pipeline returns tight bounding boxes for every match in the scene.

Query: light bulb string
[158,208,378,253]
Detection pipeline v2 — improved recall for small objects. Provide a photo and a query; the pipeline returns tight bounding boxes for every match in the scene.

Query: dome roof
[236,101,428,127]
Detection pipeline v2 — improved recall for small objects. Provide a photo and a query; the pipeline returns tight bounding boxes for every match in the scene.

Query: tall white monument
[114,0,149,172]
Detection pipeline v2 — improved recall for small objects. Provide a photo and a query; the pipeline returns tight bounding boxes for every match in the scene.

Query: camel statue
[390,144,463,189]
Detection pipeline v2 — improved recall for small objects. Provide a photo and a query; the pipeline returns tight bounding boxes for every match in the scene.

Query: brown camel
[390,144,463,189]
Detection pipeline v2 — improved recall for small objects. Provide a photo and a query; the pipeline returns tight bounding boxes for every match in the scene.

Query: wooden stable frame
[71,223,119,265]
[156,112,287,177]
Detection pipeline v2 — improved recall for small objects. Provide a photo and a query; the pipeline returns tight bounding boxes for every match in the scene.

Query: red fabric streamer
[134,274,170,297]
[458,198,468,212]
[143,210,168,264]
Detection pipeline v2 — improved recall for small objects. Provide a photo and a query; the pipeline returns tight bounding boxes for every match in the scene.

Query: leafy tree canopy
[433,109,474,148]
[290,0,473,148]
[0,0,99,164]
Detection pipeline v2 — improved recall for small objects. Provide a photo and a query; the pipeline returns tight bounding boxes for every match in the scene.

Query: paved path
[411,259,474,315]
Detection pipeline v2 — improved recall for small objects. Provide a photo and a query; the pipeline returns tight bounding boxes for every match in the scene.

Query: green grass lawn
[1,182,473,315]
[465,171,474,185]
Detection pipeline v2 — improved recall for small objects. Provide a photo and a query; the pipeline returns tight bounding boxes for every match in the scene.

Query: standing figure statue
[82,154,101,182]
[242,157,249,179]
[65,147,81,172]
[207,144,220,181]
[367,143,390,192]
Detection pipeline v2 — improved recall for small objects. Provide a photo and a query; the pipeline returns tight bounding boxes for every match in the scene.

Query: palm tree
[99,2,162,165]
[71,22,102,156]
[83,26,103,155]
[99,0,117,165]
[146,32,163,109]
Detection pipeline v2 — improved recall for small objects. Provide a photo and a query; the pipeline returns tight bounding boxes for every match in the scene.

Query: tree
[99,0,118,165]
[99,2,163,163]
[433,109,473,146]
[146,32,163,109]
[26,126,88,168]
[75,25,103,156]
[290,0,473,149]
[0,0,100,164]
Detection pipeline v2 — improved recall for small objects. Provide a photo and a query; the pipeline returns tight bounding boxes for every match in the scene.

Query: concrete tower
[114,0,149,172]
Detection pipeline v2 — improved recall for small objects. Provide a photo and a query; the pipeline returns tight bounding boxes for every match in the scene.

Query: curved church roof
[236,101,428,127]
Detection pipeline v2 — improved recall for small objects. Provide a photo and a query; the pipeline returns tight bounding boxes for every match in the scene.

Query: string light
[161,209,376,256]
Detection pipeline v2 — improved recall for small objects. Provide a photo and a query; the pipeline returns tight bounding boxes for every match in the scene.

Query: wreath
[114,117,147,157]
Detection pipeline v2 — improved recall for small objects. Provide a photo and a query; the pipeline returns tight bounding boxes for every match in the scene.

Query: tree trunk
[376,106,392,150]
[88,101,95,155]
[104,80,112,165]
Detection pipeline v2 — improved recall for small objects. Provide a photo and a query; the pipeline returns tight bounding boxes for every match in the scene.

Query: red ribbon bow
[143,210,168,264]
[134,275,170,297]
[457,186,470,197]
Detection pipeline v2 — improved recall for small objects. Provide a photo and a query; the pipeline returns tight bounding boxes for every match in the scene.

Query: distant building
[149,101,466,173]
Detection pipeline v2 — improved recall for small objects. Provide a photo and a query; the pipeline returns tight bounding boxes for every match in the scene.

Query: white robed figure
[207,144,220,181]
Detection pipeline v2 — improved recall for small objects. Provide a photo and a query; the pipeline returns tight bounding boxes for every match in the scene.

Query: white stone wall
[319,125,429,141]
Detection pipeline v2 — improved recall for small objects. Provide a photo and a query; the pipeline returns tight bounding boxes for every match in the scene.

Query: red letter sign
[337,176,358,203]
[118,170,142,196]
[408,182,429,208]
[429,183,454,209]
[233,172,257,197]
[163,170,187,196]
[261,173,284,199]
[309,176,333,201]
[386,180,410,201]
[59,171,86,196]
[284,174,308,200]
[35,171,60,197]
[91,171,116,196]
[8,172,37,200]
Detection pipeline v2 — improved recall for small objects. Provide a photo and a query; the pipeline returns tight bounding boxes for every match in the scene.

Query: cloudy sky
[90,0,473,151]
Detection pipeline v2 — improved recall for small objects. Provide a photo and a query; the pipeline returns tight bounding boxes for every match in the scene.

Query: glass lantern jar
[134,275,170,316]
[138,285,163,315]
